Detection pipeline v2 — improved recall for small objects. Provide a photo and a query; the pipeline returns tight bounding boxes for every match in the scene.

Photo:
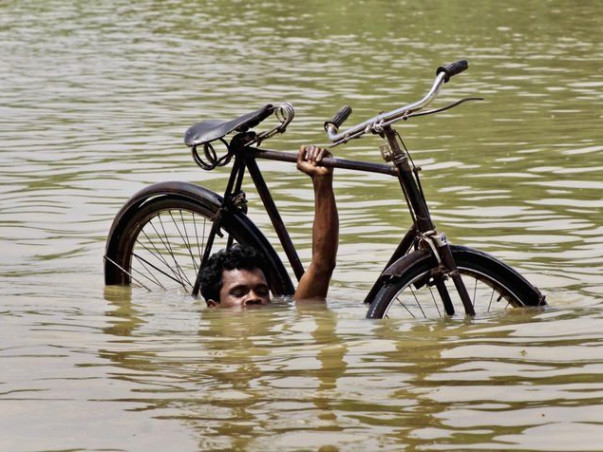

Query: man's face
[209,267,270,308]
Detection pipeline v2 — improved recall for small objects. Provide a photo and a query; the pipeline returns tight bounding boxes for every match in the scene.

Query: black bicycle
[104,60,546,319]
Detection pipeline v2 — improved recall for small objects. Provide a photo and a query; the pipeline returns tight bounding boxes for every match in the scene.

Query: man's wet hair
[199,245,269,302]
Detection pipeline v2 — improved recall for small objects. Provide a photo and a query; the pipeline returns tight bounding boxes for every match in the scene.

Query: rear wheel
[366,246,545,319]
[105,193,293,297]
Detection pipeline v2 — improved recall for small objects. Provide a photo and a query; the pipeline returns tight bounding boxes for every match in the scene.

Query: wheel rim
[382,266,523,319]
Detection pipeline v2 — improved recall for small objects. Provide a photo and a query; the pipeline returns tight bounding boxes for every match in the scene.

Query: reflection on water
[0,0,602,449]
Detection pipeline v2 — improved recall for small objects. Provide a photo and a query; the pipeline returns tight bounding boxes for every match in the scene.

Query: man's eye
[256,286,269,296]
[231,288,248,297]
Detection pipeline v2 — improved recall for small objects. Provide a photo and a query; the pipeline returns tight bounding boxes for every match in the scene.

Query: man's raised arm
[294,146,339,301]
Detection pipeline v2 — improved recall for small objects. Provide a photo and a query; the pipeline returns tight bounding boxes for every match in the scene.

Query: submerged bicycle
[104,60,546,319]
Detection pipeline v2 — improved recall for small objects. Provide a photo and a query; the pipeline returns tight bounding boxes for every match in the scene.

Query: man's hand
[297,145,333,179]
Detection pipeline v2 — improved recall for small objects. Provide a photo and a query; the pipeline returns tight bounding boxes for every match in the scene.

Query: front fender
[382,248,434,277]
[363,249,433,304]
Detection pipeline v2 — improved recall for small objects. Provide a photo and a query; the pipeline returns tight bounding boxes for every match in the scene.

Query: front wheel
[366,246,546,319]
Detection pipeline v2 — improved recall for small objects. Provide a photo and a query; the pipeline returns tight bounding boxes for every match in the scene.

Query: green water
[1,0,602,450]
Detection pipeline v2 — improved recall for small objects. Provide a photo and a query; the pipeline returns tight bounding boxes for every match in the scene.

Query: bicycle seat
[184,104,275,147]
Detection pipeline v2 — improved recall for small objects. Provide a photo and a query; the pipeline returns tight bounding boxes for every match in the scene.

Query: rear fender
[106,181,223,243]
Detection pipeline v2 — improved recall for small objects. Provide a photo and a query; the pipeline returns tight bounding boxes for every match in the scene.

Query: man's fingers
[315,147,327,164]
[306,146,324,164]
[304,145,316,161]
[297,146,308,167]
[299,146,332,171]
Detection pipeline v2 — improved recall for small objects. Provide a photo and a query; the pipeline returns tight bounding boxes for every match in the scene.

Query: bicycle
[104,60,547,319]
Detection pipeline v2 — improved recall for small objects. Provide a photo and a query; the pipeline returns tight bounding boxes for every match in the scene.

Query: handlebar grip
[436,60,468,83]
[324,105,353,131]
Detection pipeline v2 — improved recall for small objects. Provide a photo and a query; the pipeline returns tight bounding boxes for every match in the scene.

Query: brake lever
[404,97,484,120]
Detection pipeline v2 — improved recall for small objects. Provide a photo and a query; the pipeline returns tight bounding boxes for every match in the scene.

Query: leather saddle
[184,104,275,147]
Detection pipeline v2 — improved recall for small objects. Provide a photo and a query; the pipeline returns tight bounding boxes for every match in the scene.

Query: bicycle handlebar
[324,105,353,131]
[436,59,468,83]
[325,60,469,145]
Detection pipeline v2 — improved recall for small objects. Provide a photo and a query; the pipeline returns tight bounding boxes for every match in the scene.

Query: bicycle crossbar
[249,148,397,176]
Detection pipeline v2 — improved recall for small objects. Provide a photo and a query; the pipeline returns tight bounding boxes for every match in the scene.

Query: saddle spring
[192,138,233,171]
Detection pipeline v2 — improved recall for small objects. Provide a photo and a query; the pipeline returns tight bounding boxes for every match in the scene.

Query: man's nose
[245,296,262,305]
[245,291,263,305]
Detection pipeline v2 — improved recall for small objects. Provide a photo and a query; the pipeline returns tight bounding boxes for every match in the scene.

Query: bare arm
[294,146,339,301]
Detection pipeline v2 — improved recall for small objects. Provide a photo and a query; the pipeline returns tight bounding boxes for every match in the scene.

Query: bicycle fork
[419,231,476,316]
[383,126,476,316]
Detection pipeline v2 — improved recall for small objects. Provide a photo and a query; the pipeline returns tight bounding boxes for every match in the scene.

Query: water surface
[1,0,602,450]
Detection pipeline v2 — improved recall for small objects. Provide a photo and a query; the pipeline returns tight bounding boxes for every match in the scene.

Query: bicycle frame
[190,128,476,316]
[103,60,542,316]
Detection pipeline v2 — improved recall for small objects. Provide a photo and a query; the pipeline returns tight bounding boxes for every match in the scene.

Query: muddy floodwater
[1,1,602,450]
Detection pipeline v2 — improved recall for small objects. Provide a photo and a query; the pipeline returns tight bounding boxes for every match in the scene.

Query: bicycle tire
[366,245,545,319]
[104,183,294,297]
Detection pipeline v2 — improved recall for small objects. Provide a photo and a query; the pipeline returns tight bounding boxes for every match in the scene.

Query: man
[199,145,338,308]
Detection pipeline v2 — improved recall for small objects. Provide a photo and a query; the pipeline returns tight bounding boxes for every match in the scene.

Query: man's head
[199,245,270,308]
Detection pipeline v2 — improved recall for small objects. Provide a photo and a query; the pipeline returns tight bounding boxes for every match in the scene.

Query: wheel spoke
[138,226,187,286]
[410,286,427,318]
[169,209,200,275]
[132,252,188,289]
[129,209,228,292]
[104,255,152,291]
[130,211,199,290]
[428,281,442,317]
[132,254,170,288]
[487,286,496,312]
[395,293,417,318]
[156,214,193,287]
